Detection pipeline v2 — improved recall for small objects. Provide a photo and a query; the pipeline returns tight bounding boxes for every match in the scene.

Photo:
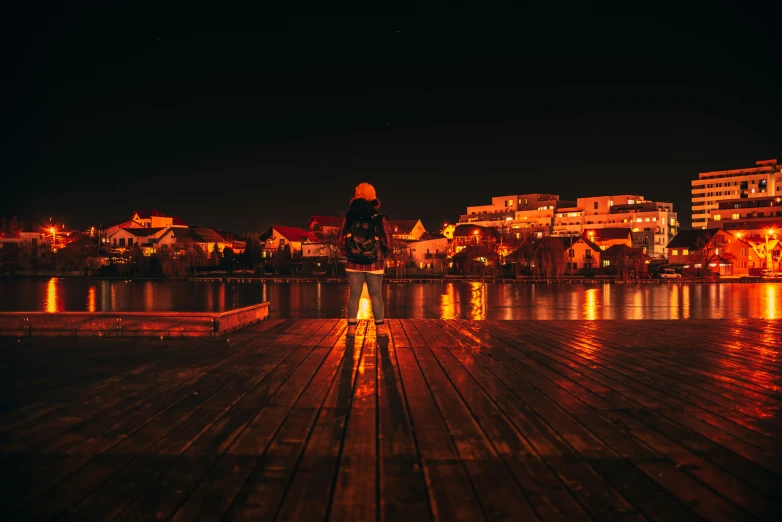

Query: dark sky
[3,3,781,234]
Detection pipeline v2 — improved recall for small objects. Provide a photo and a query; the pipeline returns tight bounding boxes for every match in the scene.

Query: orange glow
[45,278,59,313]
[765,285,777,319]
[440,285,456,319]
[87,285,96,312]
[357,284,372,320]
[469,282,486,320]
[584,288,598,320]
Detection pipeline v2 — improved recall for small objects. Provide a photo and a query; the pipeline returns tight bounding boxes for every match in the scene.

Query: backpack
[345,213,384,264]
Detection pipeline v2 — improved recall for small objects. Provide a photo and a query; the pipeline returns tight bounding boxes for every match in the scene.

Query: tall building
[458,193,576,237]
[459,192,677,258]
[691,159,781,229]
[554,195,677,258]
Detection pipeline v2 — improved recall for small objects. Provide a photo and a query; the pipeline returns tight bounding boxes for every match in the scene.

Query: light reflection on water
[2,278,782,320]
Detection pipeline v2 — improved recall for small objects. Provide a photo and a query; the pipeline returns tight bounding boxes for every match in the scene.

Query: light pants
[346,270,384,325]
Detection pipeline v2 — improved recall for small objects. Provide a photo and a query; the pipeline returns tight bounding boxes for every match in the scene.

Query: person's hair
[349,197,381,208]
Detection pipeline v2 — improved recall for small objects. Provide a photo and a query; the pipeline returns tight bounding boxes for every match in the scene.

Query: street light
[49,226,56,252]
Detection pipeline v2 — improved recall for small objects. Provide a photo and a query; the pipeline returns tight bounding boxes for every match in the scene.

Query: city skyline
[3,6,781,233]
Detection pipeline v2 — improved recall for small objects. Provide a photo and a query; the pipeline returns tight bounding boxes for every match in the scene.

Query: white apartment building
[692,159,781,229]
[458,193,576,238]
[553,195,677,258]
[459,192,677,257]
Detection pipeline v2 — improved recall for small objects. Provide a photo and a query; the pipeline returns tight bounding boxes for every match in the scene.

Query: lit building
[555,195,677,259]
[450,224,501,254]
[691,159,781,229]
[131,209,188,229]
[666,229,752,276]
[389,219,426,240]
[459,193,576,238]
[706,194,782,232]
[259,226,315,257]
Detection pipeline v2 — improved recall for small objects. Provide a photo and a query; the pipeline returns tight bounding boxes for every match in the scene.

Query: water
[0,278,780,320]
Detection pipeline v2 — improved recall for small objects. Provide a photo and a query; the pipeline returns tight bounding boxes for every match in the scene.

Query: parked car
[659,269,681,279]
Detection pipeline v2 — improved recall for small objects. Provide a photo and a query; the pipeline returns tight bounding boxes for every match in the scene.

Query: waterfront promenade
[1,319,780,521]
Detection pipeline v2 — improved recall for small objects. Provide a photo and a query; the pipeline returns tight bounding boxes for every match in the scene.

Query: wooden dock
[0,319,780,521]
[0,302,269,337]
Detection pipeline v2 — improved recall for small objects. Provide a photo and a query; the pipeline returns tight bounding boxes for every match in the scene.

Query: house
[157,227,230,255]
[402,233,449,269]
[389,219,425,240]
[260,226,315,257]
[306,216,344,239]
[739,233,781,272]
[666,229,751,276]
[552,235,602,273]
[106,227,169,254]
[583,228,632,250]
[451,224,501,254]
[215,230,247,254]
[600,244,648,276]
[131,209,187,229]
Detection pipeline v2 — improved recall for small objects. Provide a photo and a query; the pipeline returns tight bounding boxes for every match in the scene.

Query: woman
[338,182,393,338]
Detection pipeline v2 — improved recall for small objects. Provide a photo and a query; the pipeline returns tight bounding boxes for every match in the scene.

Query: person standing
[338,182,393,338]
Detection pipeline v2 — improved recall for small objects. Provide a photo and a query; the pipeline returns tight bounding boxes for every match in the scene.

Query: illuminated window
[672,249,679,256]
[732,214,740,220]
[628,199,635,204]
[682,249,689,256]
[713,215,721,221]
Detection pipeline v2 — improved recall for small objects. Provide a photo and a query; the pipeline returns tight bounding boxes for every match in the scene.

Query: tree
[211,242,221,266]
[607,245,645,281]
[222,246,235,273]
[532,237,566,279]
[689,235,735,279]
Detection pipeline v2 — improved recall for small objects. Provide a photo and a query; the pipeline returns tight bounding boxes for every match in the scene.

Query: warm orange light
[49,227,55,234]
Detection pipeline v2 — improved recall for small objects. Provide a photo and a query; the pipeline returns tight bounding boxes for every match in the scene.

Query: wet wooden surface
[1,319,780,521]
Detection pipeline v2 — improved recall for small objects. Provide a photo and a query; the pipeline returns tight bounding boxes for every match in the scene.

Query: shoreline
[1,272,778,284]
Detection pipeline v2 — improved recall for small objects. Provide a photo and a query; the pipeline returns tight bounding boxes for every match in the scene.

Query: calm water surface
[0,278,779,320]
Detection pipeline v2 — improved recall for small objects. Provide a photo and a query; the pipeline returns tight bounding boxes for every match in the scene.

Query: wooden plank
[408,319,539,522]
[8,320,326,520]
[63,320,339,522]
[484,320,781,515]
[329,320,378,521]
[148,320,346,522]
[0,319,288,436]
[498,321,782,474]
[468,321,765,522]
[561,321,782,438]
[105,320,341,522]
[3,320,291,455]
[433,320,646,522]
[375,320,431,522]
[271,322,369,522]
[393,320,485,522]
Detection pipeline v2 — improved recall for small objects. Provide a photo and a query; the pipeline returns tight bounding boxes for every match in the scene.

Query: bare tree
[689,236,735,279]
[533,237,566,279]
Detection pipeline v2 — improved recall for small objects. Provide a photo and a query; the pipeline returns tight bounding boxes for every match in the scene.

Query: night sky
[3,4,781,234]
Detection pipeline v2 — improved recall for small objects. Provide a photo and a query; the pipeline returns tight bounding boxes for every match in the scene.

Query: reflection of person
[338,182,393,338]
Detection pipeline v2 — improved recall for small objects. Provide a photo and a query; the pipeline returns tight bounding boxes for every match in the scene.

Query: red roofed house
[260,226,316,257]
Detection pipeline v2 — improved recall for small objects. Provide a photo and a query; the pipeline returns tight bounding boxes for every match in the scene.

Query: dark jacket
[338,198,393,272]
